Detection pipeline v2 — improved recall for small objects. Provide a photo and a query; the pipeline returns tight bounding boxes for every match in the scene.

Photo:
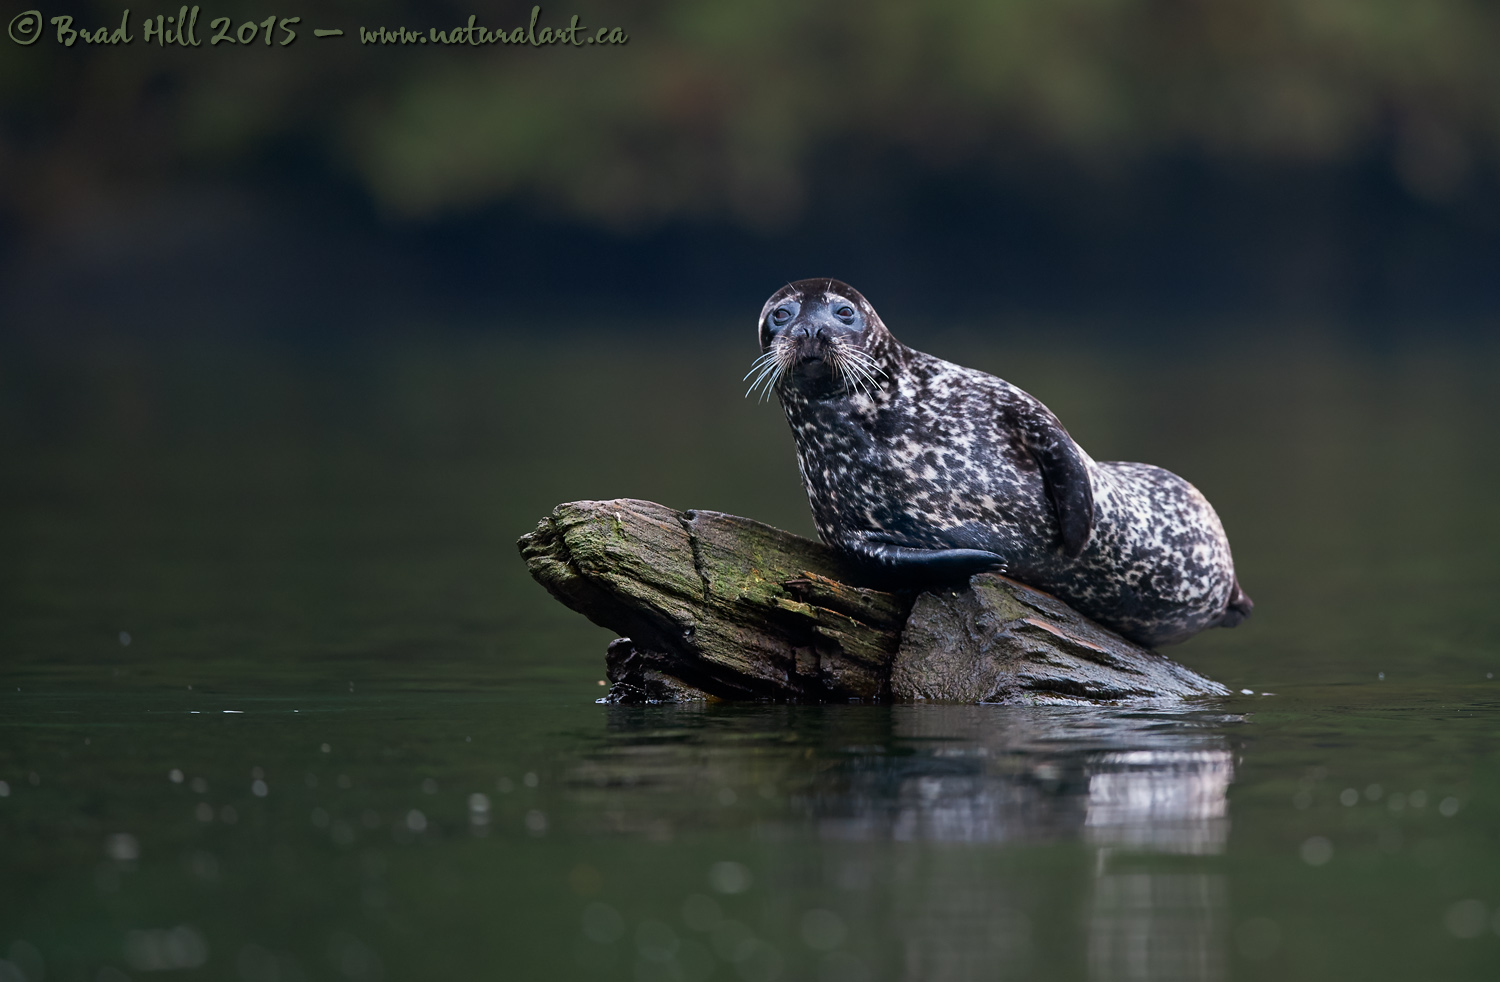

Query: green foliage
[5,0,1500,228]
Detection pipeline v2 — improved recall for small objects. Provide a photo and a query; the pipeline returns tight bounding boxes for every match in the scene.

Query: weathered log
[517,499,1229,705]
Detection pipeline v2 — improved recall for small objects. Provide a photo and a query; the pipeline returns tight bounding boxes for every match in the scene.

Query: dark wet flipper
[1214,578,1254,629]
[841,535,1007,584]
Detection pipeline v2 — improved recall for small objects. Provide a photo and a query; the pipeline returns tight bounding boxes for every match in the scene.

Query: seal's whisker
[827,343,849,385]
[757,369,787,401]
[839,346,887,379]
[829,343,857,397]
[832,359,853,397]
[743,358,774,383]
[745,341,795,401]
[768,342,799,402]
[842,354,868,397]
[745,366,779,400]
[840,343,881,366]
[743,357,775,381]
[847,362,879,400]
[744,370,773,399]
[745,345,786,381]
[844,361,872,400]
[829,339,884,399]
[852,361,876,392]
[744,371,776,397]
[742,350,781,382]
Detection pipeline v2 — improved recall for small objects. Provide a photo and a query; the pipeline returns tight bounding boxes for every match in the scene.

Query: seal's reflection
[584,704,1236,981]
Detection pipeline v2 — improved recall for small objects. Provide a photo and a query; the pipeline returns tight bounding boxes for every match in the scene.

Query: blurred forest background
[4,0,1500,336]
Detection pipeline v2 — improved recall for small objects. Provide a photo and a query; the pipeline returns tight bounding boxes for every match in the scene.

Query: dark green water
[2,329,1498,981]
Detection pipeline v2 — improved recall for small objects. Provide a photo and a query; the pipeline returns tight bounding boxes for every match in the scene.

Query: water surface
[2,328,1498,981]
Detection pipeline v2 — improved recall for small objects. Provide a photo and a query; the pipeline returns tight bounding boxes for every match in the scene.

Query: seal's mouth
[791,342,828,365]
[746,335,886,402]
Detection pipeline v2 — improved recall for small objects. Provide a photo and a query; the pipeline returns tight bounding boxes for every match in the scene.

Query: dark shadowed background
[6,0,1500,332]
[3,4,1500,982]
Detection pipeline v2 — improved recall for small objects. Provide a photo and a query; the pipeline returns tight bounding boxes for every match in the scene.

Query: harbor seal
[748,278,1252,647]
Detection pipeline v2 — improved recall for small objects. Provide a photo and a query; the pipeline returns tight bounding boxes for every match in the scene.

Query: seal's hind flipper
[1214,578,1254,629]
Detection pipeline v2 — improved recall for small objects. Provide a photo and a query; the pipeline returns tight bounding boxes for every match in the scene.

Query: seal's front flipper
[840,533,1006,584]
[1017,405,1095,558]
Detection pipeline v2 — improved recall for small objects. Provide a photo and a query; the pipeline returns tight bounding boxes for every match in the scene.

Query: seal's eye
[836,306,855,319]
[771,306,793,326]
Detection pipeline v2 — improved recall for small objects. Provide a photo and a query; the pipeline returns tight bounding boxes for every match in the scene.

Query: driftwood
[518,499,1229,706]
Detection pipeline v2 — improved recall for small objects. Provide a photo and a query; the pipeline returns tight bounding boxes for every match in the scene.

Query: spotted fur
[758,278,1252,647]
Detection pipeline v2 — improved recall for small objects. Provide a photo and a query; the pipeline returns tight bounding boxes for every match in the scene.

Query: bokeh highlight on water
[2,328,1498,980]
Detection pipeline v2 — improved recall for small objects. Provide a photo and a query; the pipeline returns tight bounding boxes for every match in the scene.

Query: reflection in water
[1084,751,1231,981]
[812,712,1235,850]
[1085,750,1233,854]
[1089,874,1227,982]
[878,862,1035,982]
[578,704,1236,980]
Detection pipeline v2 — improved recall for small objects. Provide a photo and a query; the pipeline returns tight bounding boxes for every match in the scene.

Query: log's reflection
[796,708,1234,850]
[1089,873,1227,982]
[1084,750,1233,854]
[1082,750,1231,981]
[585,704,1236,980]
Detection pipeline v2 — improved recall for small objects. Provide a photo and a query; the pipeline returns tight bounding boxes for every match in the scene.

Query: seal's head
[746,278,896,402]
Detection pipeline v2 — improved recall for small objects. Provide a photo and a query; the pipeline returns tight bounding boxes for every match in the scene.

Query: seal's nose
[791,306,841,342]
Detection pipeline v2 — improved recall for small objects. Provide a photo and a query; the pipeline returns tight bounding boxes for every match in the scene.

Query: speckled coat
[762,279,1251,647]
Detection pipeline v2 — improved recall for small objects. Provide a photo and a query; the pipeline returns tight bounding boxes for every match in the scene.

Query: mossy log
[517,499,1229,705]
